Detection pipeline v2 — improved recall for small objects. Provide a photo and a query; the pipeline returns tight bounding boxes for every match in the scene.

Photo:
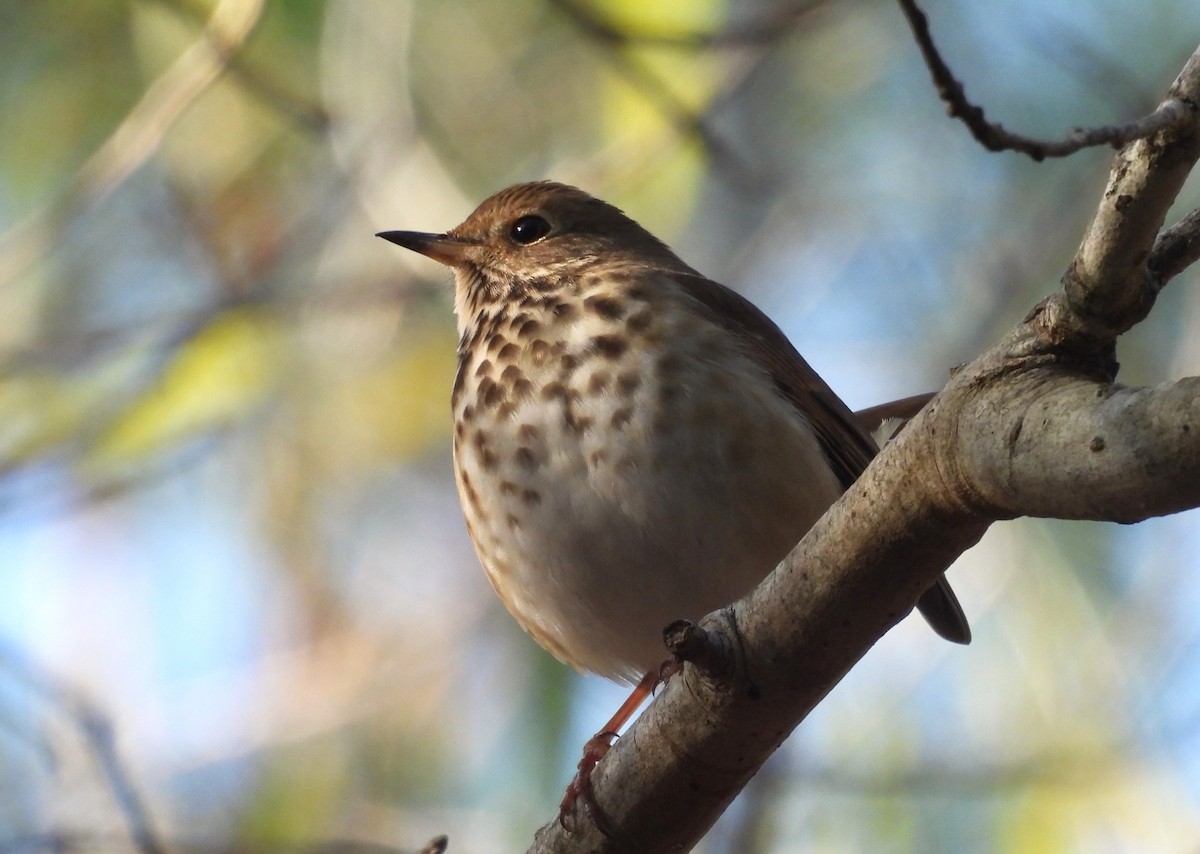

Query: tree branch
[956,374,1200,522]
[1020,48,1200,356]
[530,38,1200,854]
[1149,207,1200,290]
[897,0,1193,161]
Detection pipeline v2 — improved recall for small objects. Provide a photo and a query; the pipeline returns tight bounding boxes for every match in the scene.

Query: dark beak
[376,230,476,267]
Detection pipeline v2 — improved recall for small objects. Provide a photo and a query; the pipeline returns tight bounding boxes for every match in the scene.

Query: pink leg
[558,668,660,832]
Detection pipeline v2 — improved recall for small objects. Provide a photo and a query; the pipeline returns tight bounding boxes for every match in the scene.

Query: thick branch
[529,39,1200,854]
[958,375,1200,522]
[534,409,989,851]
[1052,47,1200,341]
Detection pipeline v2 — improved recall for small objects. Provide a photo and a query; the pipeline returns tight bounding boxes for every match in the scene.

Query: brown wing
[671,272,878,489]
[672,272,971,645]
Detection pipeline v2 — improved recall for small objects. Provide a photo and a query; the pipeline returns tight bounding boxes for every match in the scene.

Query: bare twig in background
[150,0,330,130]
[897,0,1191,160]
[0,647,167,854]
[0,0,265,287]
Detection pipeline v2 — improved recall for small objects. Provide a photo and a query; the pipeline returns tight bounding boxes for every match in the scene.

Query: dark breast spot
[610,407,633,430]
[551,301,576,319]
[626,309,654,333]
[616,372,641,397]
[497,342,520,361]
[461,474,482,512]
[584,294,624,320]
[592,334,629,360]
[565,411,594,435]
[473,431,499,469]
[474,359,492,378]
[541,381,568,401]
[477,377,506,409]
[587,371,611,395]
[515,446,540,470]
[530,340,551,365]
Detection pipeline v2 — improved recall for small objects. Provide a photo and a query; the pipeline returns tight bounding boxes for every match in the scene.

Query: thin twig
[897,0,1190,161]
[0,647,168,854]
[149,0,330,130]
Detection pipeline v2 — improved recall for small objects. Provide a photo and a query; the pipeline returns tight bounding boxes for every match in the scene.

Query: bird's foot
[556,659,686,834]
[558,730,619,834]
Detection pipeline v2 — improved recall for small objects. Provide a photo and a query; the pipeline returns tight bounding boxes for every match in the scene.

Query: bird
[377,180,969,818]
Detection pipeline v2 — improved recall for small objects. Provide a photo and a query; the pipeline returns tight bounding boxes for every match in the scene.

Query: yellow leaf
[90,308,279,464]
[595,0,725,229]
[329,325,457,465]
[0,372,88,462]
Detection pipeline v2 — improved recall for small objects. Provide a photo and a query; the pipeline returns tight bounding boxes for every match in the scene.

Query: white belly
[453,299,843,681]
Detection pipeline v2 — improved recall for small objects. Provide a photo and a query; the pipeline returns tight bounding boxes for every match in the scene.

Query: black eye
[509,214,552,245]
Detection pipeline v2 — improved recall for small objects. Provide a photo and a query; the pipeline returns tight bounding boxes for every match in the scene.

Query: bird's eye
[509,215,552,245]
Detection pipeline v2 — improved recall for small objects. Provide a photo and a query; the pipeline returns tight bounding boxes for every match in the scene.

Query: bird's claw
[558,731,618,835]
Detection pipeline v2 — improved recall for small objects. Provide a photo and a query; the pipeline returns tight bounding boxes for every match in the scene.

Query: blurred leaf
[585,0,726,226]
[0,371,93,463]
[238,742,348,844]
[0,340,155,467]
[88,306,280,465]
[329,321,457,465]
[999,788,1074,854]
[0,2,140,204]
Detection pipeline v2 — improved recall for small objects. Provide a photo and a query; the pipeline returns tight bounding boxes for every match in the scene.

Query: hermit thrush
[380,180,968,675]
[380,182,969,790]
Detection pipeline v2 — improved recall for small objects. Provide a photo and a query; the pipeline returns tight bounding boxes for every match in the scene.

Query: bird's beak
[376,230,477,267]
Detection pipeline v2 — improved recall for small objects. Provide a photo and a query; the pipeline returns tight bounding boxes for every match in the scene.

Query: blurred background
[1,0,1199,851]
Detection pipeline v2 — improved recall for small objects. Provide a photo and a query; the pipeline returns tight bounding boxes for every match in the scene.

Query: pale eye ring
[510,214,552,245]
